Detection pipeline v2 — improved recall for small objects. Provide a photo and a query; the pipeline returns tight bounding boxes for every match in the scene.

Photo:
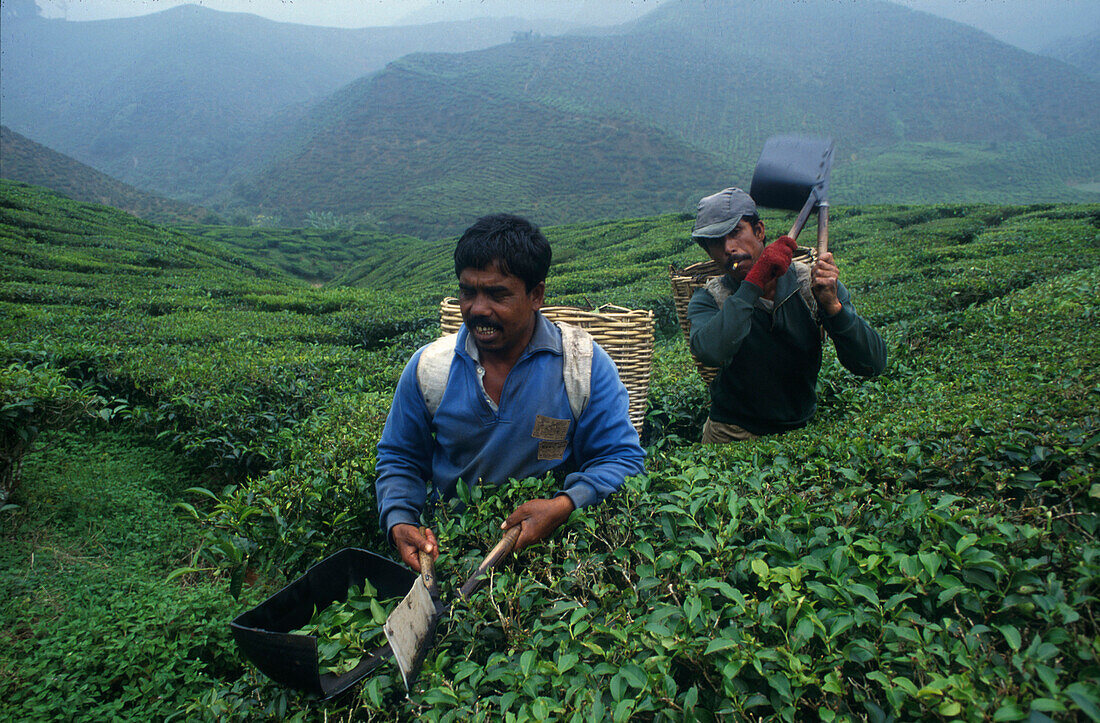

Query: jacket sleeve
[558,344,646,509]
[821,281,887,377]
[374,349,435,540]
[687,281,764,368]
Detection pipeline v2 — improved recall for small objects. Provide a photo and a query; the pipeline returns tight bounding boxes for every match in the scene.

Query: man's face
[458,261,545,358]
[703,219,767,281]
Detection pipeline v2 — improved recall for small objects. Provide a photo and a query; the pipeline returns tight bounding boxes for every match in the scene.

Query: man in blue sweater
[375,214,646,571]
[687,187,886,443]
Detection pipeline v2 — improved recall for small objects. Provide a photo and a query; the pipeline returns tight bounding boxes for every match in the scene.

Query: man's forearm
[823,287,887,377]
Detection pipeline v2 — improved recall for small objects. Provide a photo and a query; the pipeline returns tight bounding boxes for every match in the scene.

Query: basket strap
[792,261,821,327]
[417,333,458,416]
[704,276,730,307]
[556,322,593,422]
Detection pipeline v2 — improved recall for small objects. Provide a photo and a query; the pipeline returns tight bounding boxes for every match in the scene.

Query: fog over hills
[2,0,1098,240]
[1041,29,1100,81]
[0,126,210,224]
[224,0,1100,237]
[0,3,571,200]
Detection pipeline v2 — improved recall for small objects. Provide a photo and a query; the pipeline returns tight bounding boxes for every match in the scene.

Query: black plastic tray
[230,547,416,699]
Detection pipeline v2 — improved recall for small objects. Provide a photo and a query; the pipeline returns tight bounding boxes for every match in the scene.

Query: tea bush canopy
[1,180,1098,720]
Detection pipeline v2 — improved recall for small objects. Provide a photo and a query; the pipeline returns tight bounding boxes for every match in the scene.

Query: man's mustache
[468,317,501,330]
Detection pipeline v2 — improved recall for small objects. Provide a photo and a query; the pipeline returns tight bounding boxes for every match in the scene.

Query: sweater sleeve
[558,344,646,509]
[374,349,435,540]
[687,280,764,368]
[821,281,887,377]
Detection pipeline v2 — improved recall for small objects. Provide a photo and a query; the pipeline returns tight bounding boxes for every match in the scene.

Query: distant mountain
[228,62,732,239]
[225,0,1100,237]
[0,4,571,200]
[0,126,210,224]
[1041,29,1100,81]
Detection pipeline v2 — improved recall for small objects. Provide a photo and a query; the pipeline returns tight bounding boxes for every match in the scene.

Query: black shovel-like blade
[750,134,835,212]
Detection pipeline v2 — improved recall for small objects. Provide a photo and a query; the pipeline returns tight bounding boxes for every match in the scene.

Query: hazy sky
[30,0,1100,51]
[33,0,670,27]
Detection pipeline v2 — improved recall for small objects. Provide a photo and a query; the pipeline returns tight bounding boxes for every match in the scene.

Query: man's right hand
[744,235,797,289]
[391,524,439,572]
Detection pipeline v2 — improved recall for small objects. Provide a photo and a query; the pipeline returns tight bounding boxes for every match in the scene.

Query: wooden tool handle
[457,526,522,600]
[418,526,438,596]
[816,202,829,257]
[786,193,817,241]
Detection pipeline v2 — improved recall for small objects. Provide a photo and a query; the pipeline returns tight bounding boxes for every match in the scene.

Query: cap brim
[692,218,741,240]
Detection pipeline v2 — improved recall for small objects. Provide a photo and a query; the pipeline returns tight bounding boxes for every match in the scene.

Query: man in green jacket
[686,187,886,443]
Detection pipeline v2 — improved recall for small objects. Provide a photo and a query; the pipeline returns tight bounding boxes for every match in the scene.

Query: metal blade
[750,134,835,212]
[383,576,439,690]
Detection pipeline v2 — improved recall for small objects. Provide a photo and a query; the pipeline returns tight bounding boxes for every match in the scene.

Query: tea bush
[2,182,1098,720]
[0,428,265,721]
[0,357,105,504]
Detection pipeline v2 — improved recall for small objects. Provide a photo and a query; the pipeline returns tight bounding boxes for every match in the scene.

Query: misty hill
[0,126,210,224]
[229,63,732,239]
[1041,29,1100,81]
[225,0,1100,238]
[0,4,571,201]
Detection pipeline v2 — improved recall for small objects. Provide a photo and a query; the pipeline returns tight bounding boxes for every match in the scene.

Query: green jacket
[687,264,886,435]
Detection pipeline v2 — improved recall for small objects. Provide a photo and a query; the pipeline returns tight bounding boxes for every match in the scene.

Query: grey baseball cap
[692,187,757,240]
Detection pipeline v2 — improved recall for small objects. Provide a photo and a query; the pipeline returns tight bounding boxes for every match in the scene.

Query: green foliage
[0,181,432,480]
[176,391,394,593]
[291,581,400,676]
[2,183,1098,720]
[0,428,265,721]
[184,223,426,285]
[0,358,104,505]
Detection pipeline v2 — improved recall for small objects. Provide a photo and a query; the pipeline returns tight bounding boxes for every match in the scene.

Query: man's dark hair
[694,213,764,249]
[454,214,551,291]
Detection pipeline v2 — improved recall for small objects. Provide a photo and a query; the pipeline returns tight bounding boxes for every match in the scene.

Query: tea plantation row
[1,180,1097,721]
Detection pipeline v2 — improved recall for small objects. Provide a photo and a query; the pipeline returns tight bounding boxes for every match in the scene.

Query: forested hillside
[226,0,1100,237]
[3,180,1097,719]
[1041,29,1100,81]
[228,64,731,241]
[0,4,570,200]
[0,126,211,224]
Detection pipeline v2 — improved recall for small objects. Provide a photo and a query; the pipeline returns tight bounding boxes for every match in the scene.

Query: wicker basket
[670,247,816,384]
[439,299,654,434]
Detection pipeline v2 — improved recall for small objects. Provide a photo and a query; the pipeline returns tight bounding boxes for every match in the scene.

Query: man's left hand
[811,252,843,317]
[501,495,575,552]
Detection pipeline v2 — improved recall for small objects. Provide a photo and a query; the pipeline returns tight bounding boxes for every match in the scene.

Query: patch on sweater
[538,439,568,460]
[532,415,570,440]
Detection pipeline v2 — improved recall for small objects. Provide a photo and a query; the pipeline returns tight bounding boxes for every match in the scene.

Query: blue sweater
[375,312,646,537]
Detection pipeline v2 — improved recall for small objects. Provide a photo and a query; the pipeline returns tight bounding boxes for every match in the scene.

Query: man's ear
[754,220,766,242]
[530,281,545,309]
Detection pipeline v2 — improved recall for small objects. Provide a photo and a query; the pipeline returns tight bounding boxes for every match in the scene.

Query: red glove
[744,235,797,288]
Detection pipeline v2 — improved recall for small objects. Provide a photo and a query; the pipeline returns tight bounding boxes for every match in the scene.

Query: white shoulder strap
[416,325,593,420]
[417,333,458,416]
[556,321,593,422]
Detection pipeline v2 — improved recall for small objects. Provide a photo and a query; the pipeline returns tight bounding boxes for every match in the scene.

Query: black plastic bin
[229,547,416,699]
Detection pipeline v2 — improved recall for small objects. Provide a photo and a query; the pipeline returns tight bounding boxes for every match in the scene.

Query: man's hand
[391,523,439,572]
[811,251,843,317]
[501,495,575,552]
[744,235,797,289]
